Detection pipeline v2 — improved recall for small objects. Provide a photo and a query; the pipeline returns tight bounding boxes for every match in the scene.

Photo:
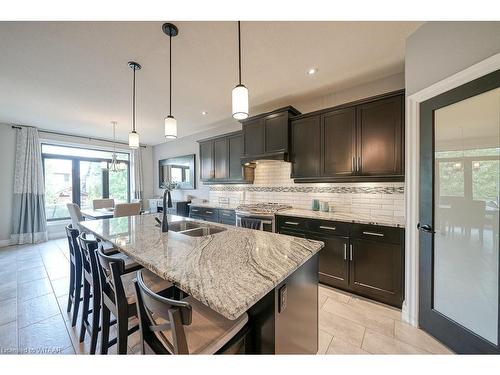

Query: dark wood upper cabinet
[198,131,254,184]
[213,138,228,180]
[264,112,288,153]
[322,107,356,177]
[356,95,403,176]
[290,116,321,178]
[199,140,214,181]
[228,134,244,180]
[241,106,301,162]
[242,118,265,157]
[291,90,404,182]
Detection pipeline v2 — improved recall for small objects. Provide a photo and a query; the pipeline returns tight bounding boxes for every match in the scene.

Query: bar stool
[96,249,173,354]
[133,269,249,354]
[77,233,104,354]
[65,224,83,327]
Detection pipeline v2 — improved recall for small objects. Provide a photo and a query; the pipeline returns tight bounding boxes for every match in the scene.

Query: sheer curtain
[11,126,48,244]
[132,148,144,208]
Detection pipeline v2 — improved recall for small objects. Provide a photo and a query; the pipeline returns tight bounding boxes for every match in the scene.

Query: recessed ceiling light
[201,111,208,115]
[307,68,318,75]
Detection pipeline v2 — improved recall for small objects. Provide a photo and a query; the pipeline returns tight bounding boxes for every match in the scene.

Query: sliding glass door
[42,144,130,220]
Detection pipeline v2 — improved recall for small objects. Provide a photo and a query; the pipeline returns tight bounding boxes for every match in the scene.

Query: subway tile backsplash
[208,160,405,220]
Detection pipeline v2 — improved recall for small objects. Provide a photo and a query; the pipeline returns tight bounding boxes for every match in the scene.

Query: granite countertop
[188,202,239,210]
[79,214,323,320]
[276,208,405,228]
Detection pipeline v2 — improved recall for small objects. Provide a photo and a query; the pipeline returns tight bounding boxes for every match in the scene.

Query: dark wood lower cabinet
[349,239,403,307]
[310,234,349,289]
[276,215,404,308]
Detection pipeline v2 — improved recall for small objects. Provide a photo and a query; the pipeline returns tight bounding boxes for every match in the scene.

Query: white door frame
[402,52,500,327]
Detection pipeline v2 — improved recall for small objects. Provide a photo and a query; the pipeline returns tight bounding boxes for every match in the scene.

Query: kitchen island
[80,213,323,354]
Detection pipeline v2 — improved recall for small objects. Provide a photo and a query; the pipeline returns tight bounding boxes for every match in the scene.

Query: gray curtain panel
[11,127,48,244]
[132,148,144,206]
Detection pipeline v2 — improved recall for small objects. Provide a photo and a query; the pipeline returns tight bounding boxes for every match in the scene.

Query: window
[42,144,130,221]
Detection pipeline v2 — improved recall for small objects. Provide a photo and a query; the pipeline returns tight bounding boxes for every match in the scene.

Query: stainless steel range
[235,203,292,232]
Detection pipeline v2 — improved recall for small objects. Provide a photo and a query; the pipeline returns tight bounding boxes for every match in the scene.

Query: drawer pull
[191,209,199,212]
[343,243,347,260]
[349,244,353,261]
[319,225,336,231]
[222,213,231,216]
[362,231,384,237]
[206,211,213,214]
[284,221,300,225]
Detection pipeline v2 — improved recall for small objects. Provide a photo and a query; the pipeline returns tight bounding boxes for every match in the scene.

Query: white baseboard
[0,238,15,248]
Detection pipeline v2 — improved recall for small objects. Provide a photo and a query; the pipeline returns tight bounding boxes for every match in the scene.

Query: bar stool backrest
[96,248,128,306]
[133,270,193,354]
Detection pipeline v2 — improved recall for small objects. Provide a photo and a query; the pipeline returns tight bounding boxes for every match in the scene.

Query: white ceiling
[0,21,422,145]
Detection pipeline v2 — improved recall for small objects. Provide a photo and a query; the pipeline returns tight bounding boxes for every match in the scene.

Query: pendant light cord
[132,67,136,132]
[169,32,172,117]
[238,21,242,85]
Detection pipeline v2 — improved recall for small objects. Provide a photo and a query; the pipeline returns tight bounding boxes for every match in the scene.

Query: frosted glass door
[433,87,499,345]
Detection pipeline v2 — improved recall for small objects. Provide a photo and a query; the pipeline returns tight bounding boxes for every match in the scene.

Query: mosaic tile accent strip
[209,185,404,194]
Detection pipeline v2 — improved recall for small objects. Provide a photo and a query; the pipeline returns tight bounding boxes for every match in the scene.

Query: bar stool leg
[116,311,129,354]
[100,304,111,355]
[71,267,82,327]
[79,278,91,343]
[67,261,75,313]
[89,293,100,354]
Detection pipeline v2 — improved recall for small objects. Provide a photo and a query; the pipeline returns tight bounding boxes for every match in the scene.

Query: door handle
[343,243,347,260]
[349,244,353,261]
[319,226,336,231]
[362,231,384,237]
[417,223,435,233]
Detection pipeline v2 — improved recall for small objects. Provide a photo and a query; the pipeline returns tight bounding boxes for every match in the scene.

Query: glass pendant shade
[232,84,249,120]
[129,131,139,149]
[164,115,178,139]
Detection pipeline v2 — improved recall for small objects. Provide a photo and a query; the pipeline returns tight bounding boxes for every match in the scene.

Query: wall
[152,122,241,201]
[405,22,500,95]
[0,124,17,245]
[0,123,155,244]
[209,160,405,220]
[152,73,405,202]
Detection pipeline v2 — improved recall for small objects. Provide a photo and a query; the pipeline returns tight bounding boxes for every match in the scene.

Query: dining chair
[93,198,115,209]
[67,203,84,231]
[133,269,249,354]
[96,249,172,354]
[114,202,141,218]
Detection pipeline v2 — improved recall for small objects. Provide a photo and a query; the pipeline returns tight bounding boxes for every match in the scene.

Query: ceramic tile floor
[0,239,453,355]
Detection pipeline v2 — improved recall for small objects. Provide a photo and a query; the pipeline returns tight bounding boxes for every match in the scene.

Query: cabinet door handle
[357,156,361,172]
[222,213,231,217]
[285,221,300,225]
[349,244,353,261]
[343,243,347,260]
[319,226,336,231]
[206,211,213,214]
[362,231,384,237]
[352,157,356,172]
[191,209,199,212]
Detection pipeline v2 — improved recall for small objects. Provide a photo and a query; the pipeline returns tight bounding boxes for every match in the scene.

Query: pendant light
[232,21,249,120]
[128,61,141,149]
[162,23,178,139]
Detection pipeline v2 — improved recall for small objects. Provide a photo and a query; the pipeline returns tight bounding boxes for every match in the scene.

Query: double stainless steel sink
[168,220,227,237]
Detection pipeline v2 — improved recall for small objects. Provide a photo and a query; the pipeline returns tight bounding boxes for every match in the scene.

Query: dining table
[81,208,115,220]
